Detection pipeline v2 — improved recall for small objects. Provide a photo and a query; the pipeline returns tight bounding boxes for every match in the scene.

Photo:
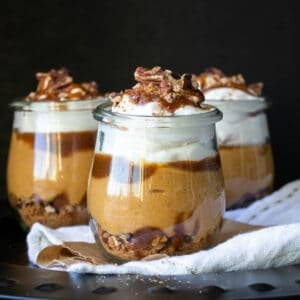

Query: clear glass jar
[87,101,225,262]
[7,98,105,229]
[206,99,274,209]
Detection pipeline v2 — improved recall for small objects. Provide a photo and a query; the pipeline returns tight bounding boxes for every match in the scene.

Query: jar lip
[10,97,107,111]
[205,97,265,102]
[204,98,270,113]
[93,100,223,127]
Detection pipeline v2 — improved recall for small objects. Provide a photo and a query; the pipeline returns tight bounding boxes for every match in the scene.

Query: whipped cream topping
[111,66,207,116]
[213,102,269,145]
[14,110,98,132]
[13,99,105,133]
[198,67,263,100]
[96,66,221,164]
[112,94,207,116]
[204,87,261,100]
[198,68,268,145]
[15,68,103,132]
[96,122,217,163]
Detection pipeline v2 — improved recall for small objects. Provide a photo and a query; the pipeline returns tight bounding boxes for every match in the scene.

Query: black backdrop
[0,0,299,200]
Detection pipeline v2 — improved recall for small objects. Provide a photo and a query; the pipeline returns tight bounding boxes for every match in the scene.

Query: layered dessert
[198,68,274,208]
[88,66,225,262]
[7,68,103,228]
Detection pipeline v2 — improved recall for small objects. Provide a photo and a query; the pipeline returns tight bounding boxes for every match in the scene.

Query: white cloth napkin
[225,180,300,225]
[27,180,300,275]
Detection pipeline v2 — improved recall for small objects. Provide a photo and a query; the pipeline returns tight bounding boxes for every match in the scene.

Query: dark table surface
[1,198,300,300]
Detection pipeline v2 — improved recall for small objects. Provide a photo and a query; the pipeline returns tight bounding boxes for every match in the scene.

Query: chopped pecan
[134,66,164,84]
[159,79,172,93]
[182,74,192,90]
[205,67,225,76]
[26,68,100,101]
[248,82,264,96]
[110,66,204,113]
[37,68,73,91]
[81,81,98,95]
[198,67,263,96]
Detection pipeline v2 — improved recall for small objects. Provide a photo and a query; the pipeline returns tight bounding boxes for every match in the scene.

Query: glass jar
[87,101,225,262]
[206,99,274,209]
[7,98,105,229]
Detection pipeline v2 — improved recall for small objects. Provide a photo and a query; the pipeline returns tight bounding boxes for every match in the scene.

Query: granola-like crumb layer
[26,68,100,101]
[10,194,88,229]
[110,66,205,115]
[198,67,263,96]
[94,218,223,261]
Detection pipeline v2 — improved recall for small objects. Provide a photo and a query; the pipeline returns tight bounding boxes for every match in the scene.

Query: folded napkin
[27,180,300,275]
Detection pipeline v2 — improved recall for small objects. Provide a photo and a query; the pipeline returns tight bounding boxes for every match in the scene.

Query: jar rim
[93,100,223,128]
[10,97,107,111]
[204,98,270,113]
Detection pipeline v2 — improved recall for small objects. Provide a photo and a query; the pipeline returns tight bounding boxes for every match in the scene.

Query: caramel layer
[13,130,96,156]
[91,153,221,181]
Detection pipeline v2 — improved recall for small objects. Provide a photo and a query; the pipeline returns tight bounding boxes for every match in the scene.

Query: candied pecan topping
[134,66,165,84]
[110,66,204,113]
[198,67,263,96]
[248,82,263,96]
[26,68,100,101]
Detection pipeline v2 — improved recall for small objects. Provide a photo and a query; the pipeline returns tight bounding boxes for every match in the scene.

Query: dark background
[0,0,299,201]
